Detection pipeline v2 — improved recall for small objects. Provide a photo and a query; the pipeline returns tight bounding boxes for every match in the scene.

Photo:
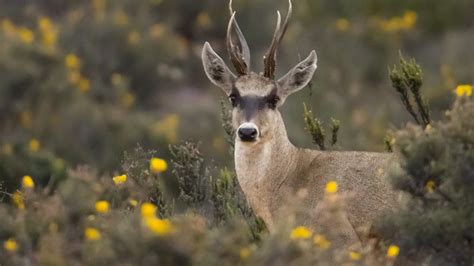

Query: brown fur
[235,108,400,244]
[202,42,400,245]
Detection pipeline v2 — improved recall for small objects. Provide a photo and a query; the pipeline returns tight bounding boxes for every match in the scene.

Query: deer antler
[227,0,251,76]
[263,0,292,79]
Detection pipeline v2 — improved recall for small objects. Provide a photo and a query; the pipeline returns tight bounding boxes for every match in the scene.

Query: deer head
[202,0,317,144]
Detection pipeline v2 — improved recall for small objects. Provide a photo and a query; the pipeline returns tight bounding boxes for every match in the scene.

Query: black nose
[238,127,258,141]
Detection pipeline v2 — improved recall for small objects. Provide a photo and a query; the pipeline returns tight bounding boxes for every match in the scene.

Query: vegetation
[0,0,473,265]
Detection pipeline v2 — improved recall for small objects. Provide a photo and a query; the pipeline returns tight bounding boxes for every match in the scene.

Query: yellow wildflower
[151,114,180,143]
[128,31,141,45]
[290,226,312,240]
[111,73,124,86]
[313,234,331,249]
[38,17,53,32]
[18,27,34,44]
[129,199,138,207]
[2,19,16,37]
[149,23,166,39]
[455,84,472,97]
[95,200,110,214]
[113,10,129,26]
[402,10,417,29]
[84,227,101,241]
[112,174,127,185]
[425,180,435,193]
[2,144,13,156]
[141,202,157,218]
[325,181,338,194]
[387,245,400,258]
[29,138,40,152]
[68,71,81,85]
[335,18,349,32]
[12,191,25,209]
[120,92,135,108]
[239,247,251,259]
[22,175,35,189]
[65,54,82,70]
[196,12,211,28]
[143,217,174,236]
[150,157,168,174]
[20,111,32,128]
[49,222,59,233]
[78,77,91,93]
[349,251,361,261]
[92,0,106,13]
[3,238,18,252]
[53,158,65,171]
[41,29,57,47]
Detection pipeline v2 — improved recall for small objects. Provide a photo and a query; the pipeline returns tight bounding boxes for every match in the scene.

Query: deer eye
[229,94,238,107]
[267,94,280,109]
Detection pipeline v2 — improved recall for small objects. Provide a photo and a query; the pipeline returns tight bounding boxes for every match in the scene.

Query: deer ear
[202,42,236,95]
[277,50,317,98]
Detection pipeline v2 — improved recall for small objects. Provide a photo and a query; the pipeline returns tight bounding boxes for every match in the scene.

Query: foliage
[376,97,474,265]
[389,53,431,128]
[303,103,340,150]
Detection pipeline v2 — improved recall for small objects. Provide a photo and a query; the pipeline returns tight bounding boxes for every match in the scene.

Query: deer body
[234,108,398,238]
[202,0,400,244]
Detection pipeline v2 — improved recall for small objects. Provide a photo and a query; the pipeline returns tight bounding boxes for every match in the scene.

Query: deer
[201,0,401,245]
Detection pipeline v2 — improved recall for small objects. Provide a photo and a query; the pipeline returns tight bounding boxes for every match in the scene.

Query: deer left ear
[202,42,236,95]
[277,50,317,98]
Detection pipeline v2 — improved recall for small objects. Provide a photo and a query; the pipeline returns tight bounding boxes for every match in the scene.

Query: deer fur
[202,0,400,245]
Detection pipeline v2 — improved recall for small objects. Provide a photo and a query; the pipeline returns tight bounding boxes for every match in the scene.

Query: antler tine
[226,1,251,76]
[263,0,292,79]
[227,12,247,75]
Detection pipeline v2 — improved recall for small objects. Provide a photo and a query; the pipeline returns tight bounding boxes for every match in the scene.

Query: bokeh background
[1,0,473,191]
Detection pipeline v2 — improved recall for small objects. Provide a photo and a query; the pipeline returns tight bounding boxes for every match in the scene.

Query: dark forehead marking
[234,87,278,121]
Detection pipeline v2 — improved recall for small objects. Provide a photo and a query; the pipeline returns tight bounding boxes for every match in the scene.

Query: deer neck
[234,112,299,225]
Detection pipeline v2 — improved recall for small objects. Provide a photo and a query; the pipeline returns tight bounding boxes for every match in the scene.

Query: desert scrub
[1,142,404,265]
[375,96,474,265]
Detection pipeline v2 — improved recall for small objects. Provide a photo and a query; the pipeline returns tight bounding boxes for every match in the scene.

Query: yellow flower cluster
[150,157,168,174]
[335,18,350,32]
[95,200,110,214]
[239,247,251,259]
[140,202,174,236]
[387,244,400,258]
[22,175,35,189]
[455,84,472,97]
[85,227,101,241]
[65,53,91,93]
[313,234,331,249]
[349,251,361,261]
[325,181,338,194]
[290,226,312,240]
[113,174,127,185]
[376,10,417,33]
[37,17,58,50]
[151,114,180,143]
[141,202,157,218]
[425,180,435,193]
[1,19,34,44]
[128,31,141,45]
[12,191,25,209]
[143,217,174,236]
[29,138,40,152]
[3,238,18,252]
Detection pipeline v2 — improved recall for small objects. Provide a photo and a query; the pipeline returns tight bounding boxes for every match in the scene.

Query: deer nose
[238,123,258,142]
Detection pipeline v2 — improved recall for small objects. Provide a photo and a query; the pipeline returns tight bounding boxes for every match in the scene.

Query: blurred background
[1,0,473,191]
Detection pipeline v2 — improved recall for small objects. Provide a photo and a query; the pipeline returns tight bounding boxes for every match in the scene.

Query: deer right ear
[202,42,236,95]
